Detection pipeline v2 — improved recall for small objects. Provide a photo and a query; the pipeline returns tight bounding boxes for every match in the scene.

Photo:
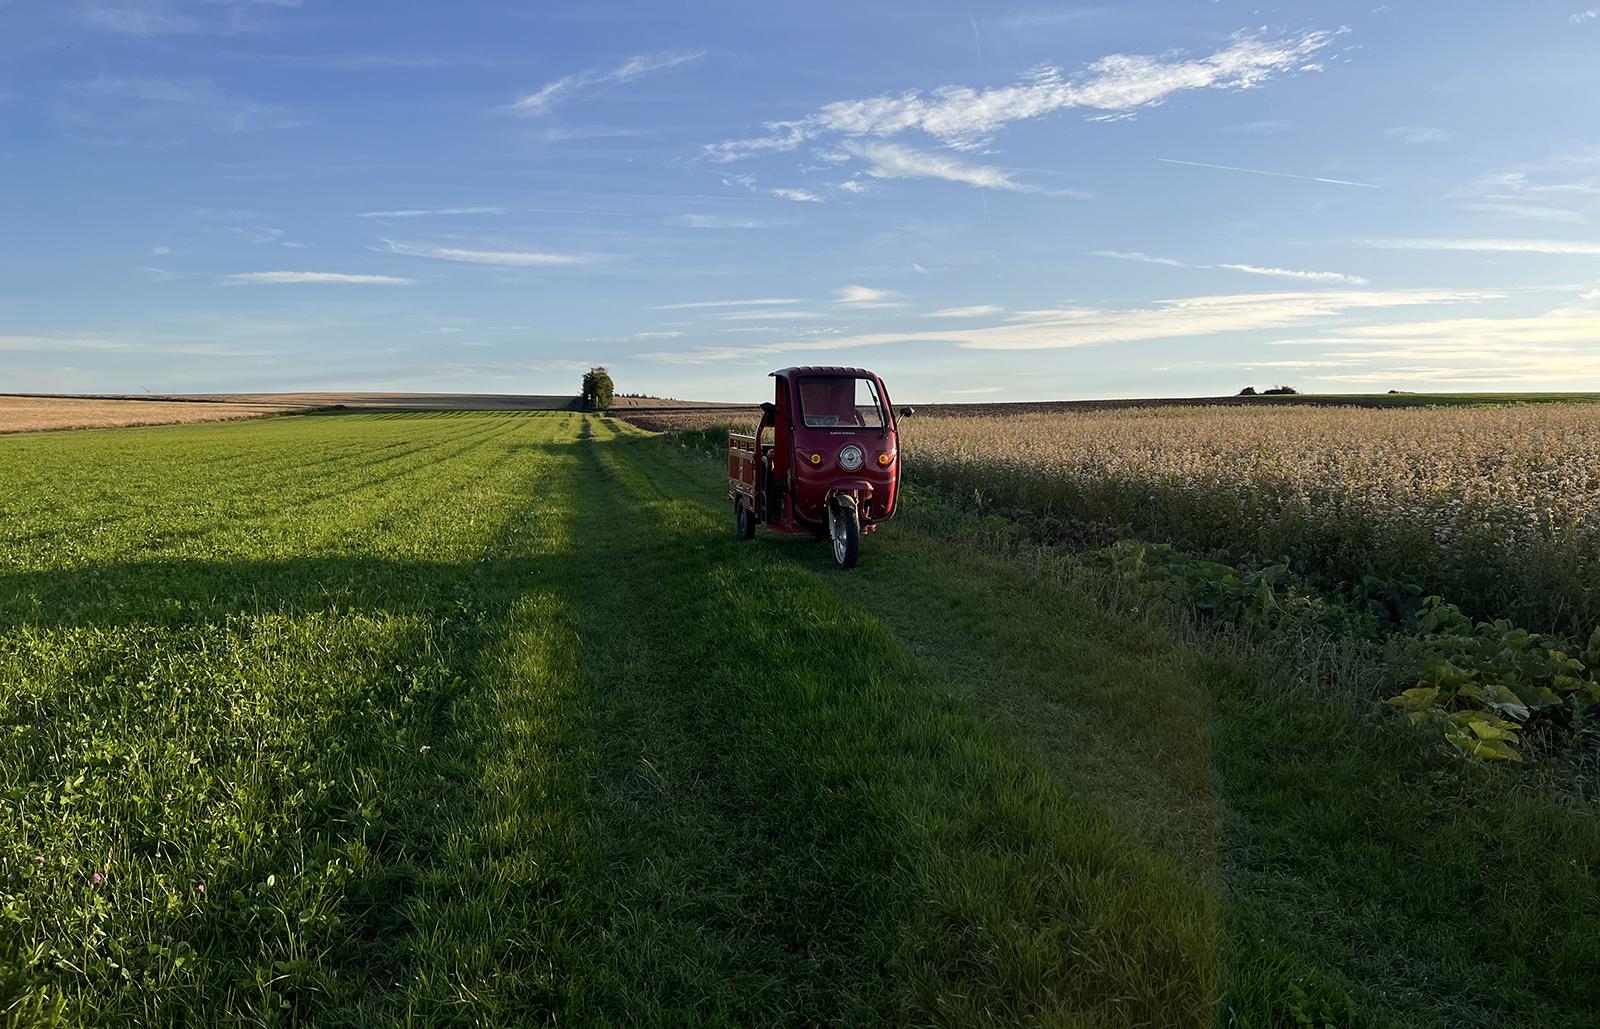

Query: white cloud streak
[1092,250,1369,283]
[379,239,589,266]
[1217,263,1369,285]
[1365,237,1600,255]
[221,271,413,285]
[845,141,1049,193]
[1385,125,1451,144]
[666,214,773,229]
[1458,202,1585,223]
[508,50,704,115]
[1090,249,1186,266]
[706,30,1339,160]
[928,304,1004,317]
[834,285,901,308]
[356,207,507,218]
[653,298,804,309]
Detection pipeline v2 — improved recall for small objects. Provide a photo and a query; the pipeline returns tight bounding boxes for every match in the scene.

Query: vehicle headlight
[839,444,864,471]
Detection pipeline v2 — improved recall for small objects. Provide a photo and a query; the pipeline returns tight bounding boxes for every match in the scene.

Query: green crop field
[3,411,1597,1027]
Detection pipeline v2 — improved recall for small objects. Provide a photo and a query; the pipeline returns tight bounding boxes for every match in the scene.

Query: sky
[2,1,1599,402]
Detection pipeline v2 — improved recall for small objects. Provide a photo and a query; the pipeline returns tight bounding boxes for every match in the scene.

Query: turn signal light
[809,452,822,465]
[877,452,893,467]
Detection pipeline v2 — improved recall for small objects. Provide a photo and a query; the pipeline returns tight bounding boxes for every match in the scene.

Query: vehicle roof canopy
[771,366,878,380]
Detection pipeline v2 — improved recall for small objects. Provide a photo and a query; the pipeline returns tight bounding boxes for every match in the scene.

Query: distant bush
[581,367,615,410]
[1262,385,1298,395]
[1238,386,1259,396]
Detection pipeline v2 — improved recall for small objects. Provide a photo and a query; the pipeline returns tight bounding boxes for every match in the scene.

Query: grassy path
[2,411,1596,1026]
[608,418,1600,1028]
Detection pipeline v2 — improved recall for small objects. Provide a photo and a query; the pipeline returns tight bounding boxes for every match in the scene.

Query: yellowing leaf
[1387,686,1439,711]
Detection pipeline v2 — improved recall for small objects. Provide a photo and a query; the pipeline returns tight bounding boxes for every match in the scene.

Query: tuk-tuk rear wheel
[828,499,860,570]
[734,500,756,540]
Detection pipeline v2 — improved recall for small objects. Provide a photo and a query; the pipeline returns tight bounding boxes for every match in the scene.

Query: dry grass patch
[0,396,303,434]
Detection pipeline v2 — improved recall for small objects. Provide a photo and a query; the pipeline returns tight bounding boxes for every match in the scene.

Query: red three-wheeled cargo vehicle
[728,366,908,569]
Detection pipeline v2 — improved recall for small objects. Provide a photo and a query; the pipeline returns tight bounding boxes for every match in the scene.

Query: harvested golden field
[904,404,1600,634]
[0,396,304,434]
[186,392,577,410]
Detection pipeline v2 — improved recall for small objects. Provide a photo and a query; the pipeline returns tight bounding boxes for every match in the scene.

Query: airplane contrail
[1158,158,1379,189]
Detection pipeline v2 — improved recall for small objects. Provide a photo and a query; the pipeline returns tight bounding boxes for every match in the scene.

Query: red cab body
[728,367,902,569]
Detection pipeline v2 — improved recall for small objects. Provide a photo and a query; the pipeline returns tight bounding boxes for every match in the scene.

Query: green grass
[2,411,1596,1026]
[623,420,1600,1027]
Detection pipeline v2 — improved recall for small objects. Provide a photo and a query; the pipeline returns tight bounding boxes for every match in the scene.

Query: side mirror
[760,402,777,417]
[899,406,915,418]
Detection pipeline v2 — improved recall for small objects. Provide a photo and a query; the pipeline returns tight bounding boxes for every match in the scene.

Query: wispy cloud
[1365,237,1600,255]
[507,50,705,115]
[1572,9,1599,25]
[718,310,823,321]
[653,297,804,310]
[1157,158,1377,189]
[1092,250,1368,283]
[1385,125,1451,144]
[834,285,902,308]
[940,385,1006,394]
[1217,263,1369,285]
[844,142,1055,194]
[1460,200,1586,223]
[722,173,827,204]
[666,214,774,229]
[928,304,1004,317]
[221,271,413,285]
[378,239,590,266]
[642,288,1497,363]
[1090,249,1186,267]
[356,207,507,219]
[230,225,292,245]
[706,30,1338,160]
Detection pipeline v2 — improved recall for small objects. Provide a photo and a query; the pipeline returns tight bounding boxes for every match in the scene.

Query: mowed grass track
[4,412,1596,1027]
[2,412,1208,1026]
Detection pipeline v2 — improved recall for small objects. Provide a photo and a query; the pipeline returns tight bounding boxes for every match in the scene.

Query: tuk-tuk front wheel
[828,497,860,570]
[734,500,756,540]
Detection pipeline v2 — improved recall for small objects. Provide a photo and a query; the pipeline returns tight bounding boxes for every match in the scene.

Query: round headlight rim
[839,444,865,471]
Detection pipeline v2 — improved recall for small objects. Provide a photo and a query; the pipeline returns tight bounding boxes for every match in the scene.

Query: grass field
[3,411,1597,1026]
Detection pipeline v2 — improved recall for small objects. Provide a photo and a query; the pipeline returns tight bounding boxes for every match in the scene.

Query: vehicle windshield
[797,377,885,429]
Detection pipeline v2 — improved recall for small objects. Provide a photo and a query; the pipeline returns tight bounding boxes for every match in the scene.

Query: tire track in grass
[567,417,1214,1026]
[611,425,1220,876]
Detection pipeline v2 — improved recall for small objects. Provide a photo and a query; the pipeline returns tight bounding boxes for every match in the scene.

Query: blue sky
[3,1,1599,402]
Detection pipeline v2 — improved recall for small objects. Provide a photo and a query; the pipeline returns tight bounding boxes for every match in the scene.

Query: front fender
[827,480,875,502]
